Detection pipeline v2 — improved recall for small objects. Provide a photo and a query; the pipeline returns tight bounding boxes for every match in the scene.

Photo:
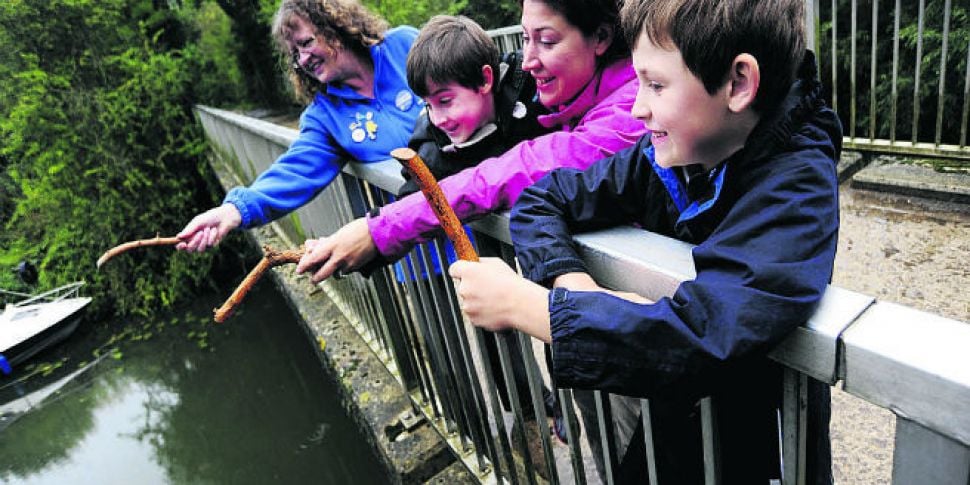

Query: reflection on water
[0,282,387,484]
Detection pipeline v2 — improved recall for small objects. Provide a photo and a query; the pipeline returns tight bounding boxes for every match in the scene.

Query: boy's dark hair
[523,0,629,66]
[620,0,805,113]
[272,0,389,104]
[407,15,500,98]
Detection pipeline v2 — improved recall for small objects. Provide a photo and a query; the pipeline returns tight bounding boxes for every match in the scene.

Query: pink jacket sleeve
[368,69,646,259]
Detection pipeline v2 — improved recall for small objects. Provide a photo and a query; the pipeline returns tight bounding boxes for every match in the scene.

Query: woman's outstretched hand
[176,204,242,252]
[449,258,552,343]
[296,217,378,283]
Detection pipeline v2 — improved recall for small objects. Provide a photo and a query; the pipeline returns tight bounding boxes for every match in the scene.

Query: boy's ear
[727,53,760,113]
[592,24,614,56]
[479,64,495,94]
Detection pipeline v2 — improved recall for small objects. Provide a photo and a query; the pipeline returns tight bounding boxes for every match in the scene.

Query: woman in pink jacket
[296,0,647,281]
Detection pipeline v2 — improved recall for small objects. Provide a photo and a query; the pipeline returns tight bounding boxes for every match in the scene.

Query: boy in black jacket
[400,15,565,458]
[399,15,548,195]
[450,0,841,482]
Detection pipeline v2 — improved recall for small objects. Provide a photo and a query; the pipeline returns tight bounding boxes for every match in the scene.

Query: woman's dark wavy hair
[521,0,629,66]
[272,0,389,104]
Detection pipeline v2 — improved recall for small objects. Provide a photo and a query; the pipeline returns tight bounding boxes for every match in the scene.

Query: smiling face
[630,31,741,170]
[520,0,610,109]
[423,72,496,144]
[285,15,356,86]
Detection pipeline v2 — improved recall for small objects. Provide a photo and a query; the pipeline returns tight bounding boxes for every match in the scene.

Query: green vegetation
[0,0,521,321]
[0,0,243,317]
[819,0,970,146]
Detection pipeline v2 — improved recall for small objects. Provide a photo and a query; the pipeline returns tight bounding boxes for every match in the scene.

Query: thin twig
[213,245,304,323]
[96,235,182,268]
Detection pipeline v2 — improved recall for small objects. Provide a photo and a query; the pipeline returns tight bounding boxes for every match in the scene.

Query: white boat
[0,282,91,375]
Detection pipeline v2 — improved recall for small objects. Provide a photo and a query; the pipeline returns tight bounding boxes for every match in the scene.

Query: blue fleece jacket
[225,26,422,228]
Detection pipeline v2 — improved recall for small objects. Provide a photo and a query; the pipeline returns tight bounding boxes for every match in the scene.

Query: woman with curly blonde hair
[177,0,421,252]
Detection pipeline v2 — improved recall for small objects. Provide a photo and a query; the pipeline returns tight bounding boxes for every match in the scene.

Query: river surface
[0,281,387,484]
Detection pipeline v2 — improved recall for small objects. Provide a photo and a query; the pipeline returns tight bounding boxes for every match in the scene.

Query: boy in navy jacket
[450,0,841,482]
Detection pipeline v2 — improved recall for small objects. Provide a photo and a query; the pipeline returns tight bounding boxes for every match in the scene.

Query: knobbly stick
[97,235,182,268]
[390,147,478,262]
[213,245,304,323]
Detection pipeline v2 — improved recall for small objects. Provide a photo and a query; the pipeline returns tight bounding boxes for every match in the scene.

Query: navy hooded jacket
[511,52,840,483]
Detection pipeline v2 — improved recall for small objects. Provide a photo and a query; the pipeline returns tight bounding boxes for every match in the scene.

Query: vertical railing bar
[782,369,808,485]
[935,0,952,146]
[362,272,392,360]
[400,248,448,419]
[961,42,970,147]
[518,331,561,484]
[388,253,437,405]
[831,0,839,114]
[339,176,382,346]
[375,190,435,399]
[497,332,540,485]
[386,258,433,402]
[474,323,520,484]
[499,240,560,483]
[333,176,369,337]
[891,0,901,142]
[870,0,879,140]
[805,0,818,61]
[850,0,858,139]
[357,184,395,357]
[433,241,499,475]
[417,242,483,456]
[558,389,588,485]
[415,245,474,448]
[405,246,462,432]
[367,262,421,390]
[641,399,659,485]
[594,390,619,485]
[352,187,387,350]
[913,0,926,144]
[351,187,408,376]
[463,234,524,483]
[701,397,721,485]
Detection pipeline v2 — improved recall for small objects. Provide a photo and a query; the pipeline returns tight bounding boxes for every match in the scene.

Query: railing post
[782,369,808,485]
[892,418,970,484]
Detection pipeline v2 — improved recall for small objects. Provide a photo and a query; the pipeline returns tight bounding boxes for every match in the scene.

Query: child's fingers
[448,260,471,279]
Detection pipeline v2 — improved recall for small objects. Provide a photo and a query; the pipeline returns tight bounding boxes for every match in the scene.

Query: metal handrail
[196,105,970,484]
[0,281,85,308]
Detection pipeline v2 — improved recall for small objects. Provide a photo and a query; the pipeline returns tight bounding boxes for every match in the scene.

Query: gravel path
[829,186,970,484]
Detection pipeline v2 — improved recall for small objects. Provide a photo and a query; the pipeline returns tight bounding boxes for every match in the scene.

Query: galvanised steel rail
[490,1,970,161]
[195,105,970,484]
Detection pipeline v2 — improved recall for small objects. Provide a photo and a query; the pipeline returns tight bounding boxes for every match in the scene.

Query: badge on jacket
[395,90,414,111]
[350,112,378,142]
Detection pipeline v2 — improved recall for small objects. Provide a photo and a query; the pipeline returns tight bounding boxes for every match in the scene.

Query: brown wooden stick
[391,147,478,262]
[213,245,304,323]
[97,235,183,268]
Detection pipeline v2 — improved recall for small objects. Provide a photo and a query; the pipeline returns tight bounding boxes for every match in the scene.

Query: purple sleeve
[367,79,646,259]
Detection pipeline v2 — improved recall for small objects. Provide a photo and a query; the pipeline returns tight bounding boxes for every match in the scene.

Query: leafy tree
[460,0,521,30]
[212,0,292,109]
[818,0,969,145]
[0,0,231,317]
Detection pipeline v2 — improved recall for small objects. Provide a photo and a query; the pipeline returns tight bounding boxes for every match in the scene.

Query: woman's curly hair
[272,0,389,104]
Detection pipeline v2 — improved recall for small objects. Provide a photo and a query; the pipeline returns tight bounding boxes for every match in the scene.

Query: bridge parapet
[196,104,970,484]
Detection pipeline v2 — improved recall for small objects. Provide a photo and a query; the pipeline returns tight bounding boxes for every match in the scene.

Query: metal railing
[195,105,970,484]
[490,1,970,161]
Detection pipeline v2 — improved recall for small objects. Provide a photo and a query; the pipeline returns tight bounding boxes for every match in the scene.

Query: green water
[0,282,387,484]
